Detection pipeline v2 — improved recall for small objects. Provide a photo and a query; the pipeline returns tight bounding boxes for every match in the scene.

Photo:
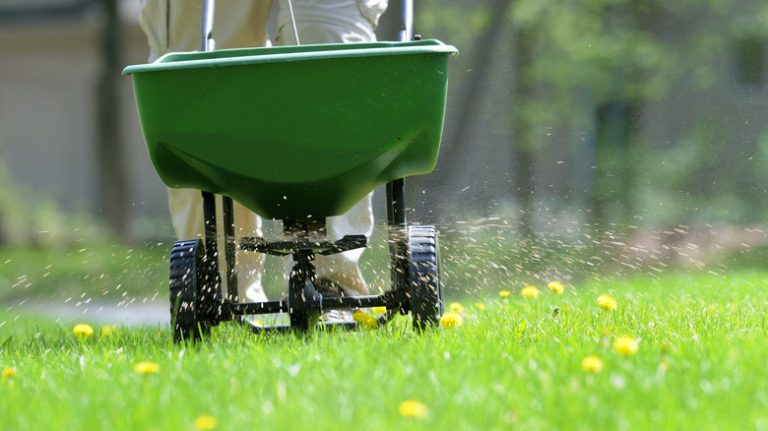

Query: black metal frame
[197,188,411,333]
[174,0,429,335]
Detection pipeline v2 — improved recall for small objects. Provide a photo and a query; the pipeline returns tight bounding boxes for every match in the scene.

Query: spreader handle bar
[224,291,405,317]
[201,0,215,51]
[400,0,414,42]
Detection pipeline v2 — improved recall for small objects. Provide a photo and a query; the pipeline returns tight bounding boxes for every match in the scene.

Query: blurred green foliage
[417,0,768,229]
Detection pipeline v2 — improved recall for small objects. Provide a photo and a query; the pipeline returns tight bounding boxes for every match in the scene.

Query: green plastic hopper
[124,39,457,219]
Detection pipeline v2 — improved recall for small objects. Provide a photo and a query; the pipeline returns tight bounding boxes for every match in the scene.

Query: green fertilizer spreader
[124,0,457,341]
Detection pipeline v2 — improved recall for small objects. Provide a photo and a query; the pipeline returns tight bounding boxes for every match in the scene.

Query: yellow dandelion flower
[499,290,511,298]
[580,355,604,373]
[660,340,671,353]
[597,294,618,311]
[613,336,639,356]
[352,310,378,329]
[371,306,387,315]
[448,302,464,314]
[398,399,428,418]
[133,360,160,375]
[2,367,16,379]
[72,323,94,339]
[100,325,115,337]
[474,302,486,311]
[547,281,565,295]
[193,415,218,430]
[439,312,463,329]
[521,285,540,299]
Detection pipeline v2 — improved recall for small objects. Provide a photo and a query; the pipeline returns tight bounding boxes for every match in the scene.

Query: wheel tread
[407,225,442,330]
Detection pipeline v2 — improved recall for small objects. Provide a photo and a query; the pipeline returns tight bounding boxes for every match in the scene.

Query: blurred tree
[509,0,667,233]
[97,0,129,238]
[412,0,516,221]
[588,3,644,230]
[441,0,512,164]
[408,0,768,230]
[511,22,535,239]
[512,0,768,230]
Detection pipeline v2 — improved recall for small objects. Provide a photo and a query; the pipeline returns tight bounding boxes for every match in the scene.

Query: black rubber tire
[169,239,214,343]
[407,225,443,330]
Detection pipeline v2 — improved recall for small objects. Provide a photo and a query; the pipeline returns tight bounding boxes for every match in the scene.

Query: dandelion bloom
[520,285,540,299]
[613,336,639,356]
[474,302,486,311]
[371,306,387,315]
[547,281,565,295]
[660,341,671,353]
[580,356,604,373]
[72,323,94,339]
[499,290,511,298]
[193,415,218,430]
[100,325,115,337]
[398,399,428,418]
[597,295,618,311]
[2,367,15,379]
[133,361,161,375]
[439,312,463,329]
[352,310,378,329]
[448,302,464,314]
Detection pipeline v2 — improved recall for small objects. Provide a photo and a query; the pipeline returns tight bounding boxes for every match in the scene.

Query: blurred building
[0,0,164,238]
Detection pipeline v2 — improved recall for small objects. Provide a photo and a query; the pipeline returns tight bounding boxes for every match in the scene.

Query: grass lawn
[1,270,767,430]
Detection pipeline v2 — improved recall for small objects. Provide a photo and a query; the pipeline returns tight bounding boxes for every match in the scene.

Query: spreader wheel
[169,239,219,342]
[407,225,443,330]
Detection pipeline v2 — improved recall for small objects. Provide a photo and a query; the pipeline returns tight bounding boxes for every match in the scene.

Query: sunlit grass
[1,271,767,430]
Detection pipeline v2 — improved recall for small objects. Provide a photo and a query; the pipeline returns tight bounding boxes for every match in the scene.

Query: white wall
[0,16,172,238]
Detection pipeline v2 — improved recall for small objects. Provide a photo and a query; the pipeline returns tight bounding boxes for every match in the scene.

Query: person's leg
[275,0,387,44]
[139,0,273,302]
[167,191,266,302]
[275,0,388,296]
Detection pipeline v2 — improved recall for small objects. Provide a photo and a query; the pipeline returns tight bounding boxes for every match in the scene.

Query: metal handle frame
[196,0,419,324]
[201,0,215,51]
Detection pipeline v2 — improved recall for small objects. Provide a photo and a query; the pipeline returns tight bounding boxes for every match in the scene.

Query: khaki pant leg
[275,0,387,295]
[139,0,272,61]
[140,0,272,302]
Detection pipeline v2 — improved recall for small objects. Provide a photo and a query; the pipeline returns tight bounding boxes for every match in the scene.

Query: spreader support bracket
[240,235,367,256]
